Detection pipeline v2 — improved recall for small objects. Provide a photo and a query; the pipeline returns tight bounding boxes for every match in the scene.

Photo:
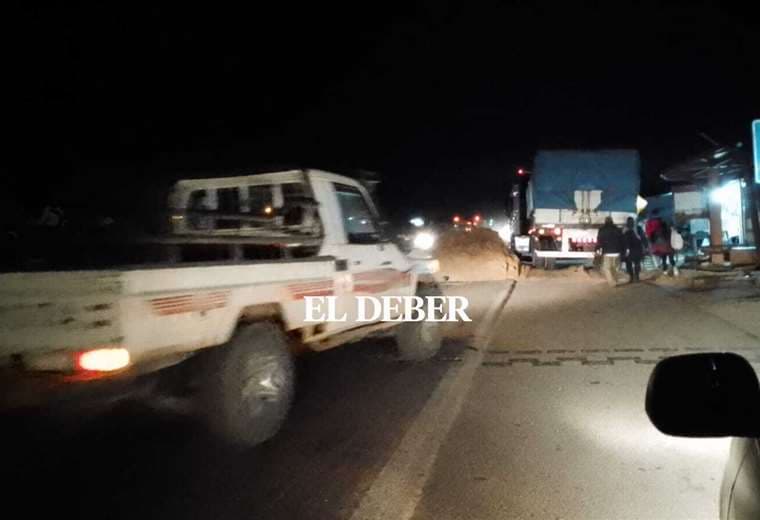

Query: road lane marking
[349,281,515,520]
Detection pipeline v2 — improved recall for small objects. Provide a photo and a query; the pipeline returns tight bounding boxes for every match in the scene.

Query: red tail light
[76,348,130,372]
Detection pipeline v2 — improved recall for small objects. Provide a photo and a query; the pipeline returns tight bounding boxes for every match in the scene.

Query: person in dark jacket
[623,217,645,283]
[596,216,624,286]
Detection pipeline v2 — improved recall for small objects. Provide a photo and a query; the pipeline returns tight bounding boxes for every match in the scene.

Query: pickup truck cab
[0,169,442,445]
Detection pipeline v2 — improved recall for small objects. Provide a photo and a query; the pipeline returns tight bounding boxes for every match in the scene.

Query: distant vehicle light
[518,168,526,176]
[453,215,460,223]
[413,231,436,251]
[409,217,425,228]
[538,229,545,235]
[553,227,562,236]
[76,348,130,372]
[264,206,273,215]
[473,215,481,222]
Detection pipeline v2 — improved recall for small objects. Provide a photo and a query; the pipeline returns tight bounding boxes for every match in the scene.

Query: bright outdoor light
[710,184,738,205]
[413,231,436,251]
[636,195,648,213]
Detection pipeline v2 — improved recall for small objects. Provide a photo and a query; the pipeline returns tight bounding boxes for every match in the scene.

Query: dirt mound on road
[434,228,519,282]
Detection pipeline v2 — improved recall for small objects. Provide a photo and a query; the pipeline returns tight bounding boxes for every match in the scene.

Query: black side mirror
[646,352,760,437]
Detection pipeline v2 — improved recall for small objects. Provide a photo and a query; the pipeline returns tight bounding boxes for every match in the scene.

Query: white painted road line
[350,281,516,520]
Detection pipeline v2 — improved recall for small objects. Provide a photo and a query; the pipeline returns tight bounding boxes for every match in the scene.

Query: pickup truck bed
[0,256,340,370]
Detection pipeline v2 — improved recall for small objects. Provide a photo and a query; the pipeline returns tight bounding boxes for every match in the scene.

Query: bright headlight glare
[413,231,436,250]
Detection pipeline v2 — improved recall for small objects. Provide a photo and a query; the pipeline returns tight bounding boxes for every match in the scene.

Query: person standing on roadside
[596,216,624,287]
[646,209,675,272]
[670,225,685,275]
[623,217,645,283]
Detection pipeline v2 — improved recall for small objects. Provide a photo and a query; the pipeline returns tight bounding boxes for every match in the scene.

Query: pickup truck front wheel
[201,322,294,447]
[394,285,444,361]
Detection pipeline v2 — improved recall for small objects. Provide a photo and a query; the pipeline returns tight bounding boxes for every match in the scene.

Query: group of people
[596,211,682,286]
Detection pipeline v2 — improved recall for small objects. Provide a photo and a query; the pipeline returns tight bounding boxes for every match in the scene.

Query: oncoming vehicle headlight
[413,231,436,251]
[498,224,512,243]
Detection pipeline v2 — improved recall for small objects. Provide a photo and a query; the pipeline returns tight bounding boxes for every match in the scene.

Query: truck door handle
[353,260,362,266]
[381,261,392,266]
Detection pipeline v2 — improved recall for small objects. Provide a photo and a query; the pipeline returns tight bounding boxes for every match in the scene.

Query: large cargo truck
[509,150,641,268]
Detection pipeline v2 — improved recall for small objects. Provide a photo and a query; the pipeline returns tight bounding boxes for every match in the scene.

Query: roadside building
[659,143,759,266]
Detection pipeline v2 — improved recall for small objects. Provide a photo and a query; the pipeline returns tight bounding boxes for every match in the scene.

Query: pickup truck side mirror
[377,220,394,243]
[646,352,760,437]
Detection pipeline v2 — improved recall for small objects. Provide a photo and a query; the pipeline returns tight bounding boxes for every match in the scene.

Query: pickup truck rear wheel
[201,322,294,447]
[394,284,444,361]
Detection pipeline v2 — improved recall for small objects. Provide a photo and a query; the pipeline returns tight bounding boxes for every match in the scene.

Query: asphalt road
[5,277,760,519]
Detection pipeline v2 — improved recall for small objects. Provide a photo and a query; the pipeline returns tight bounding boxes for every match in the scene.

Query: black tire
[201,322,294,447]
[394,284,444,361]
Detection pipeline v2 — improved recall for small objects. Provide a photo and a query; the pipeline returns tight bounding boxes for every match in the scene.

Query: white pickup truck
[0,169,441,445]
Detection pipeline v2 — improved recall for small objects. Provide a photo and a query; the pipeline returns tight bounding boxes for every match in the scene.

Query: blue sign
[754,120,760,184]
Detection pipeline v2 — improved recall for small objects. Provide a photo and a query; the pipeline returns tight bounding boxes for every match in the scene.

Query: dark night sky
[7,2,760,222]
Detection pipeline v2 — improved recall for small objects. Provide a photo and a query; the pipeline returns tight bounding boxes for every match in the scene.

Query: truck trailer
[509,150,641,268]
